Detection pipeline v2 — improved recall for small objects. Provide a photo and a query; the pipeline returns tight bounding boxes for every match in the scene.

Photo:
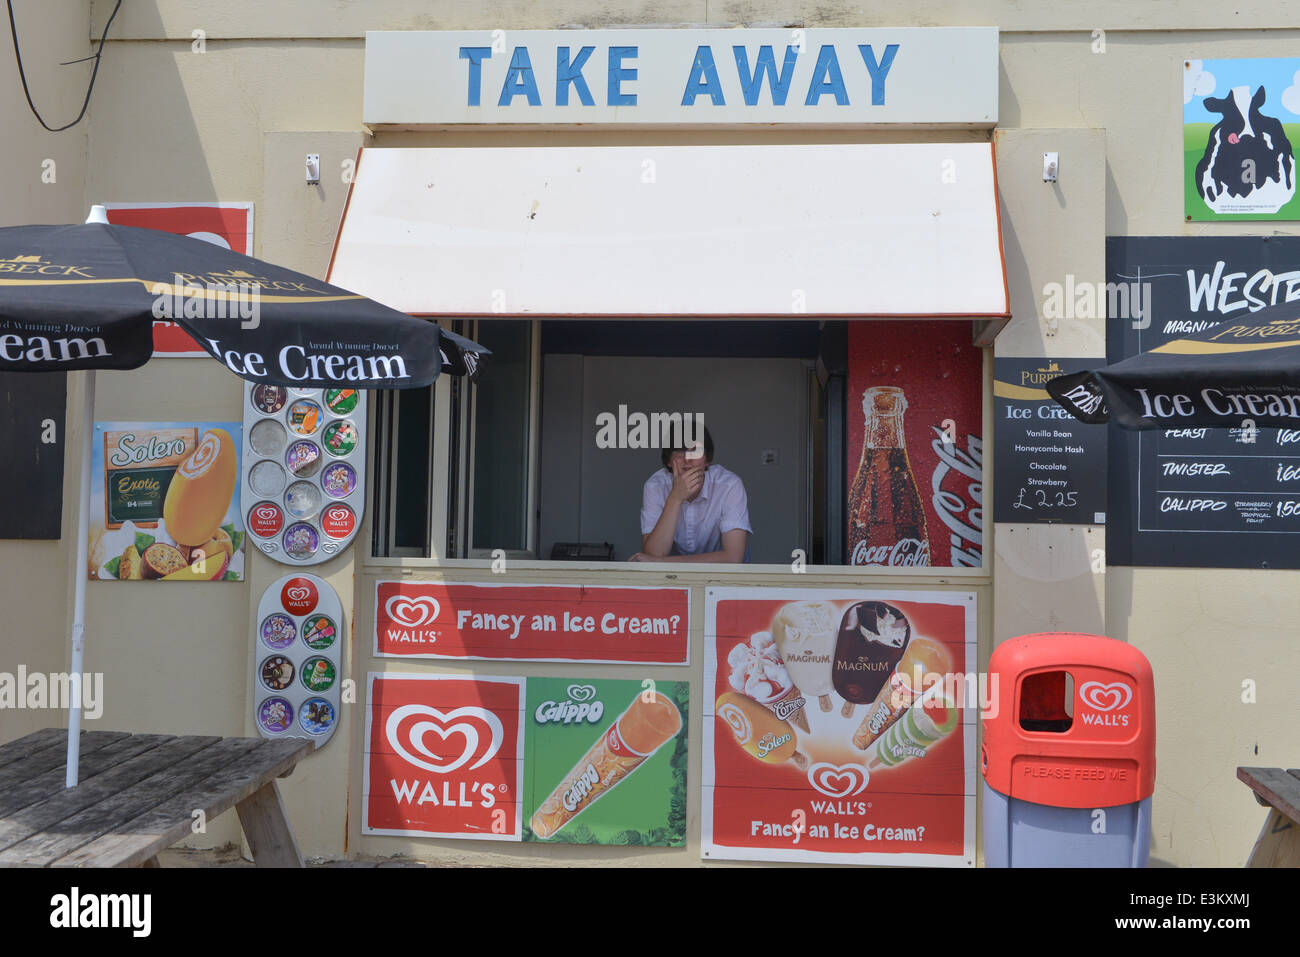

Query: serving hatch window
[370,319,985,569]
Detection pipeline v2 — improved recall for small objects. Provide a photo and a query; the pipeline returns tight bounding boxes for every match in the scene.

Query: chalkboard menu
[1108,236,1300,567]
[994,358,1106,524]
[0,372,65,539]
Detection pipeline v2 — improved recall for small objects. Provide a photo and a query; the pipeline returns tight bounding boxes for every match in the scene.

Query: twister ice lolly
[834,601,911,717]
[771,601,838,715]
[866,696,959,771]
[852,637,952,749]
[530,691,682,840]
[715,691,808,770]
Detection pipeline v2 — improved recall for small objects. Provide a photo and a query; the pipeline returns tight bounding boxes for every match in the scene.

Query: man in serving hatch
[629,427,752,563]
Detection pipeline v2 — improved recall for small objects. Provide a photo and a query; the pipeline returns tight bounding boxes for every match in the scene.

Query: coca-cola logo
[807,762,870,798]
[385,595,440,627]
[852,538,930,567]
[385,704,504,774]
[280,577,318,614]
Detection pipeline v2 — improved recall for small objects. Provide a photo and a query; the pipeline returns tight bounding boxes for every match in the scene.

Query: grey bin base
[983,783,1151,867]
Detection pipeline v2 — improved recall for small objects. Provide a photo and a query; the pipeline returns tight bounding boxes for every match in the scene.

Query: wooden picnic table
[1236,766,1300,868]
[0,728,312,868]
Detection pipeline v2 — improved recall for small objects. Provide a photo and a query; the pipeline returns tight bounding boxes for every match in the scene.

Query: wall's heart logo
[255,505,278,521]
[566,684,596,702]
[807,763,870,798]
[385,704,504,774]
[287,587,310,602]
[280,577,318,614]
[1079,681,1132,713]
[326,505,350,522]
[386,595,440,627]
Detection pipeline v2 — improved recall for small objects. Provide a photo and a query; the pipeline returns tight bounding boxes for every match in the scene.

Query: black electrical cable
[7,0,123,132]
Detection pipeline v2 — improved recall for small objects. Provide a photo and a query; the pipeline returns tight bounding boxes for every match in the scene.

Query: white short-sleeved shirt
[640,464,752,555]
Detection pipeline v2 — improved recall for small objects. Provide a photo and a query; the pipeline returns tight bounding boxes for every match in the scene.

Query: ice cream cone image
[530,691,682,840]
[715,691,809,771]
[851,637,952,750]
[725,630,809,733]
[771,601,838,720]
[865,696,959,771]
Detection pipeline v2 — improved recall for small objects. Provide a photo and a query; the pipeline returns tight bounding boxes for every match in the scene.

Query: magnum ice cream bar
[715,691,808,770]
[725,630,809,732]
[834,601,911,717]
[771,601,838,714]
[530,691,682,840]
[852,637,953,750]
[866,697,959,771]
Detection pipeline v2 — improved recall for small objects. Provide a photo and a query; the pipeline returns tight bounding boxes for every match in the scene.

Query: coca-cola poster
[364,674,524,840]
[702,588,977,866]
[375,581,690,663]
[846,321,984,567]
[103,203,254,357]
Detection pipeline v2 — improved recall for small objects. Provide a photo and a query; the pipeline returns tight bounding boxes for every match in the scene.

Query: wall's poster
[0,371,65,539]
[846,321,983,568]
[1185,59,1300,221]
[103,203,255,355]
[1108,236,1300,567]
[994,358,1107,524]
[522,678,688,846]
[374,581,690,663]
[364,674,525,840]
[703,588,976,866]
[89,421,245,581]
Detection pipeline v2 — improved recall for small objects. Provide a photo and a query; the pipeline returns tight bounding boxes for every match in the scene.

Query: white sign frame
[365,28,998,128]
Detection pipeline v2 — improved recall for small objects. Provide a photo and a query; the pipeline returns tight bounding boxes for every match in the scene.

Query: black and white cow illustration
[1195,85,1296,214]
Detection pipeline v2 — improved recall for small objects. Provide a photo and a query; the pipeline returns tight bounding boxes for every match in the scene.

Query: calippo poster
[364,674,525,840]
[374,581,690,663]
[847,320,983,568]
[703,588,977,866]
[523,678,688,846]
[1184,59,1300,220]
[89,421,246,582]
[103,203,255,355]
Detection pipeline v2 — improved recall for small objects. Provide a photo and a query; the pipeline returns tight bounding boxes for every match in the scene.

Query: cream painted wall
[3,1,1297,865]
[0,1,89,744]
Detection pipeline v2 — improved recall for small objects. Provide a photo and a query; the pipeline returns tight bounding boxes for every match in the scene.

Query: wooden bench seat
[1236,766,1300,868]
[0,729,312,868]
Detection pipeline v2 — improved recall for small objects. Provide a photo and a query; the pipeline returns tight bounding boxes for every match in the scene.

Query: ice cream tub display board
[89,422,246,581]
[702,588,977,866]
[241,384,365,566]
[254,573,343,746]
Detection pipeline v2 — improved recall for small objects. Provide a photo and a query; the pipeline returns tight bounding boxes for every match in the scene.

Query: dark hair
[661,423,713,470]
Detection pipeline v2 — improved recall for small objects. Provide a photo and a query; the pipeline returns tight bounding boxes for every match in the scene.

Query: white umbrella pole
[66,207,106,788]
[66,369,94,788]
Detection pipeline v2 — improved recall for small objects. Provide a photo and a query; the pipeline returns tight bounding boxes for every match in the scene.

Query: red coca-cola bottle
[848,386,930,567]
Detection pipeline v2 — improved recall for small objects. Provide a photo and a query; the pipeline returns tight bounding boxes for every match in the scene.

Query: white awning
[328,143,1008,318]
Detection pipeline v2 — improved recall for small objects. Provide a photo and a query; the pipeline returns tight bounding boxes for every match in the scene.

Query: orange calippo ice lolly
[530,691,682,840]
[852,637,952,750]
[715,691,809,770]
